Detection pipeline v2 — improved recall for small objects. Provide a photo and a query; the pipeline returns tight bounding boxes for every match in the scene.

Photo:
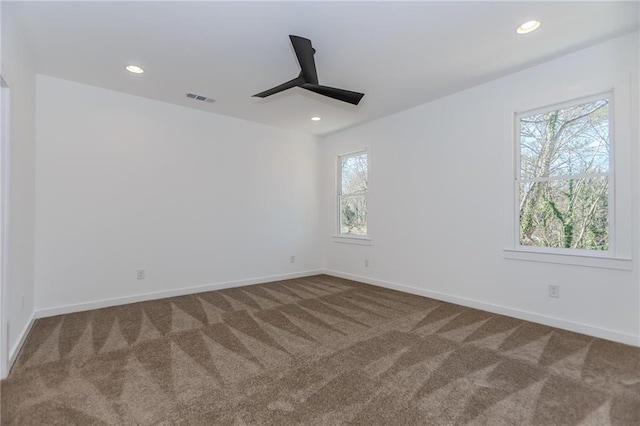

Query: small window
[515,94,612,252]
[338,151,367,236]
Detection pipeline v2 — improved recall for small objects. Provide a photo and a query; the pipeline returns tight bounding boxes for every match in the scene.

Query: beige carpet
[1,275,639,425]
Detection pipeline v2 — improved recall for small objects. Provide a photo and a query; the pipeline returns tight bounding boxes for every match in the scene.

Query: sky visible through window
[340,152,367,236]
[518,98,610,250]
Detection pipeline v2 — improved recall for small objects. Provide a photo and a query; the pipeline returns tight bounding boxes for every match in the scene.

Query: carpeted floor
[1,275,639,425]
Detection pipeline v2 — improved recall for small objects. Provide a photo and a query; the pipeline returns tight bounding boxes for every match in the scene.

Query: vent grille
[186,93,214,103]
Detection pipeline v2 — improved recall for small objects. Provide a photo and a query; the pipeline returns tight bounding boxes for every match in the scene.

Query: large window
[515,94,612,252]
[338,151,367,236]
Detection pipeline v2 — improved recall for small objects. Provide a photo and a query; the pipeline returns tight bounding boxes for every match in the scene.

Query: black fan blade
[253,74,305,98]
[290,35,318,84]
[301,84,364,105]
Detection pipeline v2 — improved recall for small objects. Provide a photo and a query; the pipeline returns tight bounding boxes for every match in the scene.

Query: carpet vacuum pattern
[2,275,639,425]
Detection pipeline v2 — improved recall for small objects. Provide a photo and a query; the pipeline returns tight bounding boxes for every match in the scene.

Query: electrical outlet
[290,255,295,264]
[364,258,369,267]
[137,269,145,280]
[548,284,560,298]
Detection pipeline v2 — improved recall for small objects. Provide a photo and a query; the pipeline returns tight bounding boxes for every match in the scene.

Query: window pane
[341,153,367,195]
[340,195,367,236]
[519,177,608,250]
[520,98,609,179]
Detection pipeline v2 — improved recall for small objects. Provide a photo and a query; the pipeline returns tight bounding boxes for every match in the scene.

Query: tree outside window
[517,95,611,251]
[338,151,367,236]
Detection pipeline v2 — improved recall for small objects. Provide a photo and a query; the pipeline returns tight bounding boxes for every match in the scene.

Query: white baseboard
[35,269,324,319]
[27,268,640,350]
[324,269,640,347]
[5,311,36,378]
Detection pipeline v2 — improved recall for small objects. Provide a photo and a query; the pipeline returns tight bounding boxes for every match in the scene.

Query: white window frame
[502,74,633,270]
[335,150,371,243]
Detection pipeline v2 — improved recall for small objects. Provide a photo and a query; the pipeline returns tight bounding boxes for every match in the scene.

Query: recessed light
[310,116,321,121]
[516,20,541,35]
[125,65,144,74]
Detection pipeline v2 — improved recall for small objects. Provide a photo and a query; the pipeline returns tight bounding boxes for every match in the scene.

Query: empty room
[1,1,639,424]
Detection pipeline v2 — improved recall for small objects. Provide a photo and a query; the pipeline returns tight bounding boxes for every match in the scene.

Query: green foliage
[518,98,609,251]
[340,196,367,235]
[340,153,368,236]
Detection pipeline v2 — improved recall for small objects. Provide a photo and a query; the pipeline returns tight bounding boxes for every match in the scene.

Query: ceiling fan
[253,35,365,106]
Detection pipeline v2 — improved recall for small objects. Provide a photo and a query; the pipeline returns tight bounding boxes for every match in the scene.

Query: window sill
[503,249,632,270]
[332,235,373,246]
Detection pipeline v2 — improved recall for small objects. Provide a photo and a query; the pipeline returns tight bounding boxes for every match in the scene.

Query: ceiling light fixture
[310,116,321,121]
[125,65,144,74]
[516,20,541,35]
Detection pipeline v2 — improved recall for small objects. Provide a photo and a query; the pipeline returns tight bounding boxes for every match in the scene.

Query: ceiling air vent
[186,93,214,103]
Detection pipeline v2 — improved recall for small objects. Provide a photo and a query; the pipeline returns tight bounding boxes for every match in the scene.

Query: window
[338,151,367,237]
[515,94,612,253]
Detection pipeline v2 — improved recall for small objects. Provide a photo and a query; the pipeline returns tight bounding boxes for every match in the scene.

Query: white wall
[35,76,321,314]
[1,9,37,376]
[25,30,640,357]
[320,33,640,345]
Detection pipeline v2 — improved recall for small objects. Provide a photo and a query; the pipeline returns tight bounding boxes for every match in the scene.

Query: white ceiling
[5,1,639,135]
